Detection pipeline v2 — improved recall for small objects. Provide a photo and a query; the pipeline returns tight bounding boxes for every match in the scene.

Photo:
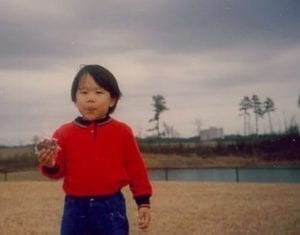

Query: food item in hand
[35,138,59,153]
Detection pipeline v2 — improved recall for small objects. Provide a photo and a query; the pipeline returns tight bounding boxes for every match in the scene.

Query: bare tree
[194,118,202,140]
[162,122,180,138]
[32,135,40,145]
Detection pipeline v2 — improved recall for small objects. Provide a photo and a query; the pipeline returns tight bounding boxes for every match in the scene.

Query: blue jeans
[61,192,129,235]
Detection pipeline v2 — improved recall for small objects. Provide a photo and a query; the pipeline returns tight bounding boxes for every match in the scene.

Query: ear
[73,99,79,108]
[110,97,117,108]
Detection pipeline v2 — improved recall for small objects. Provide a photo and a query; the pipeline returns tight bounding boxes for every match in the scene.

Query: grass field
[0,181,299,234]
[142,153,291,169]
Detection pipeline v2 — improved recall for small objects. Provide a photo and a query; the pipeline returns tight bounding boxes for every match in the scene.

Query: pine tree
[263,97,276,133]
[148,94,169,137]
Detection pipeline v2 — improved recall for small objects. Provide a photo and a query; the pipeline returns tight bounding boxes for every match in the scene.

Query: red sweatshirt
[40,116,152,205]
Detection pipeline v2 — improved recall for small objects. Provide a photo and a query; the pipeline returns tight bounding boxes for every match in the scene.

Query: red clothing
[40,117,152,204]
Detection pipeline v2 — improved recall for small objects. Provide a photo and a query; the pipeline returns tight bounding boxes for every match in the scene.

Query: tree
[194,118,202,141]
[263,97,276,133]
[32,135,39,145]
[162,122,180,138]
[239,96,252,135]
[298,94,300,108]
[148,94,169,137]
[252,95,264,134]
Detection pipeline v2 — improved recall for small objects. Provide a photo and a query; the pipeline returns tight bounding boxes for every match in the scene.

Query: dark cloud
[1,0,299,71]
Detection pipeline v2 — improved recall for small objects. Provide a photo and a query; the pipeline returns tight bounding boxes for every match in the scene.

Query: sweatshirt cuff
[42,164,60,174]
[134,195,151,206]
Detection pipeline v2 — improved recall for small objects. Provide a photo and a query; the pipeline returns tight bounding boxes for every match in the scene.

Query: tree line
[239,94,300,136]
[138,93,300,161]
[239,95,276,135]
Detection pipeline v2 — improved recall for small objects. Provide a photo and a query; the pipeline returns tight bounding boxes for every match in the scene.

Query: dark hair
[71,64,122,114]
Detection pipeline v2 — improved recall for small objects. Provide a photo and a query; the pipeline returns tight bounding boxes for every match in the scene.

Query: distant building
[200,127,224,140]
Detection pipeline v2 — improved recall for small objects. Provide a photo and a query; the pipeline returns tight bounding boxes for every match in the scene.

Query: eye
[79,90,88,95]
[96,90,104,94]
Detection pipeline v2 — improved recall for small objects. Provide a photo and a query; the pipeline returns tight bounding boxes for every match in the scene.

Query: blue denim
[60,192,129,235]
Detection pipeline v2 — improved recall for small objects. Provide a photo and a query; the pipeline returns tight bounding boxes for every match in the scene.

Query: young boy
[37,64,152,235]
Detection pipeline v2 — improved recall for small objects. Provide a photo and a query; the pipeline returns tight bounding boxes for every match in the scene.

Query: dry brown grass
[0,181,299,234]
[142,153,300,169]
[0,146,33,159]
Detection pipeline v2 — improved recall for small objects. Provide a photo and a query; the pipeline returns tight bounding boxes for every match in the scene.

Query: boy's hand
[37,148,56,167]
[138,207,151,230]
[35,138,59,168]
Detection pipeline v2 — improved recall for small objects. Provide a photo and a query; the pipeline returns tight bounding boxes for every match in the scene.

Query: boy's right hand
[37,148,57,167]
[36,138,59,168]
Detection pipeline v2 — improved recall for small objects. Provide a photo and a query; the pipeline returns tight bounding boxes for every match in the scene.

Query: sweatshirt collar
[73,115,112,128]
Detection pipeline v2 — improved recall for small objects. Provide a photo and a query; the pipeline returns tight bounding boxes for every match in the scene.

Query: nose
[87,93,95,102]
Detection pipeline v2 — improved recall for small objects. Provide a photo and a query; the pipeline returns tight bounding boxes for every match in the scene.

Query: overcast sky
[0,0,299,145]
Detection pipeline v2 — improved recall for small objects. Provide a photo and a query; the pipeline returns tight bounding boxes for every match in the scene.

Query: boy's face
[75,73,116,121]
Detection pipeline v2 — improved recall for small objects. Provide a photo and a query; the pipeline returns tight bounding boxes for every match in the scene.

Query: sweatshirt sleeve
[123,126,152,205]
[39,129,66,179]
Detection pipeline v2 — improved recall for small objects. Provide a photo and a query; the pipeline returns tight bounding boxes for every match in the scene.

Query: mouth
[85,107,97,112]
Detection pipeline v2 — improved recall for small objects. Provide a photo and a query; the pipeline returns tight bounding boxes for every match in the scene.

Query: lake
[148,166,300,183]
